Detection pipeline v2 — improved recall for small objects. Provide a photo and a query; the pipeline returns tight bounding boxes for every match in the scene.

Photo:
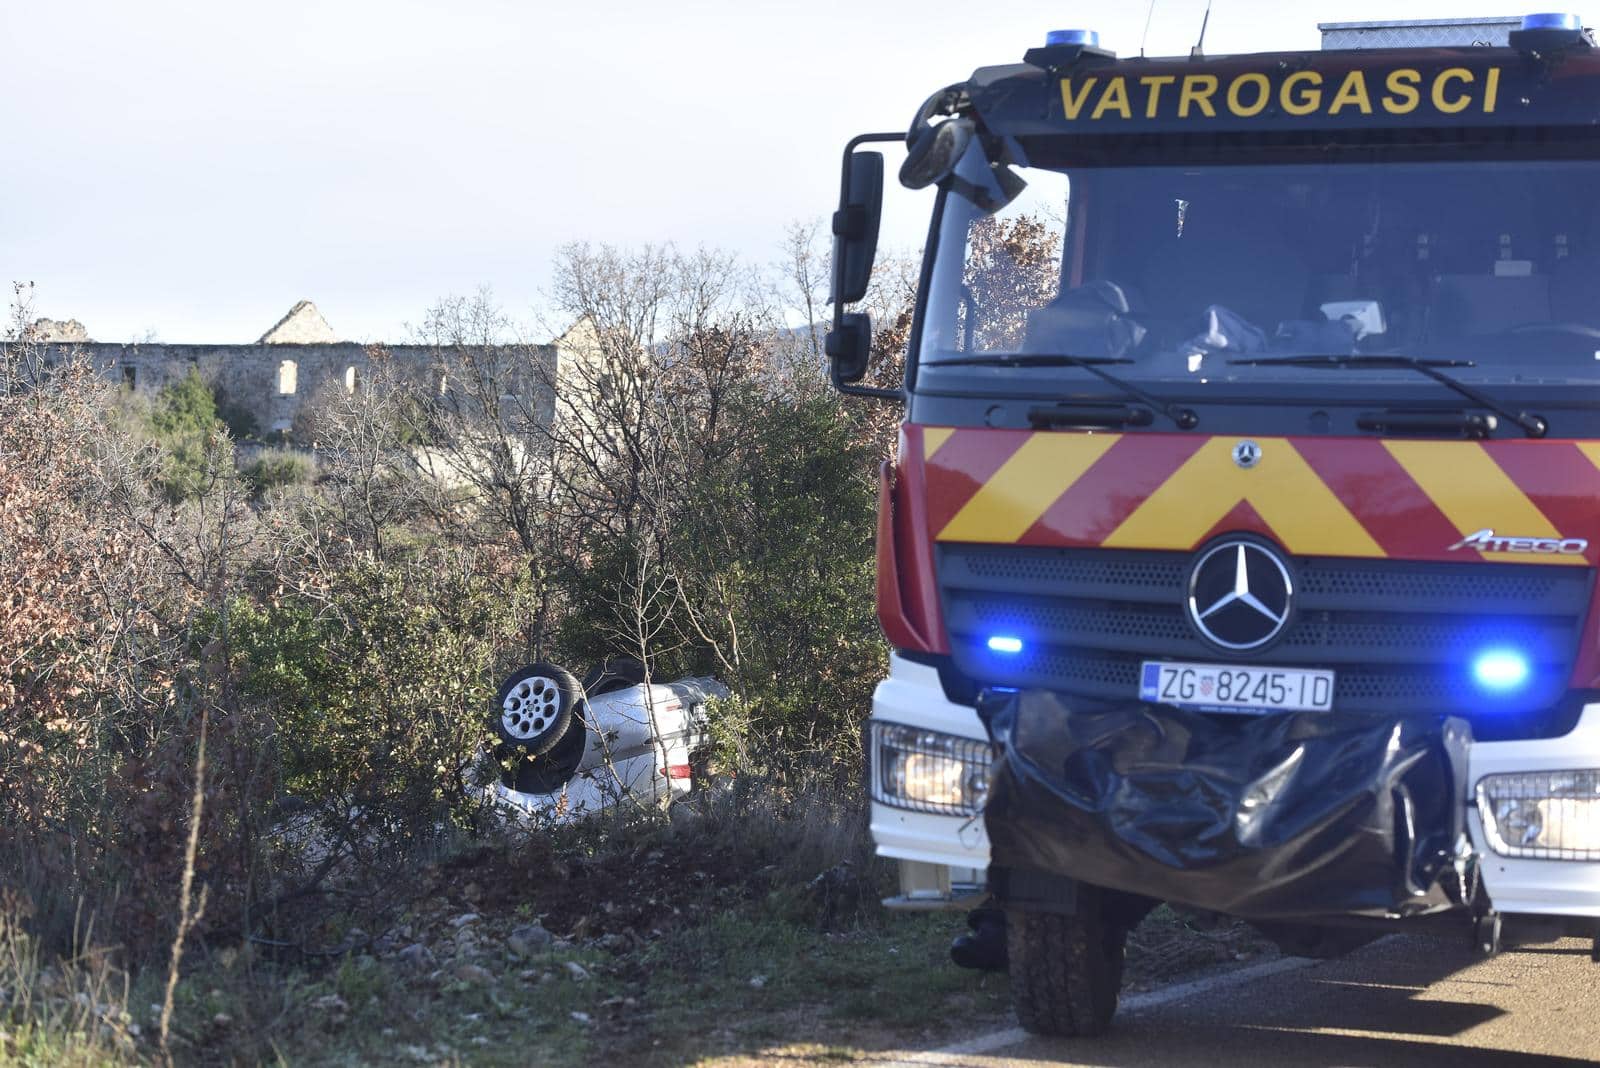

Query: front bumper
[868,655,1600,922]
[1470,703,1600,918]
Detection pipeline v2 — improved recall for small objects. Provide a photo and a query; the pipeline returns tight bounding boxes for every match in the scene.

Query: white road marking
[877,955,1318,1066]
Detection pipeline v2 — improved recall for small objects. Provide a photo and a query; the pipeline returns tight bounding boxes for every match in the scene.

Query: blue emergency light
[987,635,1025,655]
[1511,12,1590,50]
[1472,648,1532,693]
[1045,29,1099,47]
[1523,12,1582,31]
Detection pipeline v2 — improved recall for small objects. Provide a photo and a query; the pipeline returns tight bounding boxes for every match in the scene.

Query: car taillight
[662,764,693,780]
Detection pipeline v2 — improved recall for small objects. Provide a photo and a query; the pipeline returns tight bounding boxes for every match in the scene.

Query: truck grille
[937,544,1594,717]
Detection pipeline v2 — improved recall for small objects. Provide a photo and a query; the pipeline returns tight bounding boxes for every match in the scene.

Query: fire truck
[828,13,1600,1037]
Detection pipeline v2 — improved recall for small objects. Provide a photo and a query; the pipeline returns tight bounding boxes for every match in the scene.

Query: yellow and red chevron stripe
[913,426,1600,566]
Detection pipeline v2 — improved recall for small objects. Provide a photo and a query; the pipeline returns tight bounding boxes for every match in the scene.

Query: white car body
[490,676,723,822]
[869,654,989,907]
[1468,703,1600,918]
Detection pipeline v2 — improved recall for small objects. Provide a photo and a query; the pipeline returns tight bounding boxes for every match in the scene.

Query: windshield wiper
[933,354,1199,430]
[1227,355,1548,438]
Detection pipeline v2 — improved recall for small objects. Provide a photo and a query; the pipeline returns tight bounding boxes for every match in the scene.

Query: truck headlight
[1476,770,1600,860]
[871,722,991,817]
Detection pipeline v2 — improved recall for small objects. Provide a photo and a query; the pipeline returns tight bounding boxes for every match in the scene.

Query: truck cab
[831,13,1600,1037]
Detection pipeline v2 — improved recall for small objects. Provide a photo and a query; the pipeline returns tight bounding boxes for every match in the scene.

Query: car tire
[496,711,591,795]
[492,663,581,756]
[1006,888,1126,1037]
[582,656,647,698]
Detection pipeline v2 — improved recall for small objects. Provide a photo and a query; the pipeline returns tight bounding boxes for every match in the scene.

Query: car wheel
[493,663,581,756]
[497,712,591,795]
[581,656,647,698]
[1006,887,1126,1037]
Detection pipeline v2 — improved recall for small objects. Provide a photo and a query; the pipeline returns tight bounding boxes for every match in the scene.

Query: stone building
[48,301,570,439]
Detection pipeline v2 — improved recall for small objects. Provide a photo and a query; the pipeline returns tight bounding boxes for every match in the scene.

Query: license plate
[1139,661,1335,714]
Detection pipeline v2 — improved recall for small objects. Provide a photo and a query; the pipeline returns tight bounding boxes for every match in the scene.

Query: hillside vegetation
[0,223,1224,1065]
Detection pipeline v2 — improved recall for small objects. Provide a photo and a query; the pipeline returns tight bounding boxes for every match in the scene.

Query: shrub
[146,366,218,439]
[213,384,261,441]
[555,385,885,776]
[146,367,226,502]
[0,362,249,956]
[230,559,525,847]
[240,448,312,497]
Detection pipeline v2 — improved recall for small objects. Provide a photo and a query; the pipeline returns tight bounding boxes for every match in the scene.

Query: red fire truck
[829,13,1600,1036]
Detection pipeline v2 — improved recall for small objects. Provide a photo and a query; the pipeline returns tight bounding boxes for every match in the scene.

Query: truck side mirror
[830,150,883,306]
[826,133,904,402]
[826,311,872,384]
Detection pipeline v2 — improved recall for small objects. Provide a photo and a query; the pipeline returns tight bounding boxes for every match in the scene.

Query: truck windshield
[919,153,1600,390]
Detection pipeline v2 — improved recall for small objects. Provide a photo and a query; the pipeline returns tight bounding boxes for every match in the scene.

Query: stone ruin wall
[51,341,560,439]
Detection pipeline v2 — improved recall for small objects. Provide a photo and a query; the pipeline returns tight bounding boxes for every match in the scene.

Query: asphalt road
[884,935,1600,1067]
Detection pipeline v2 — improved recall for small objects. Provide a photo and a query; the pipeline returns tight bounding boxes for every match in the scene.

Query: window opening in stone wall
[122,366,136,390]
[344,365,359,393]
[278,360,298,395]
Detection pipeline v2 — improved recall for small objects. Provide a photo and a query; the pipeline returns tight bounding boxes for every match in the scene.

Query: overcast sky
[1,1,1585,342]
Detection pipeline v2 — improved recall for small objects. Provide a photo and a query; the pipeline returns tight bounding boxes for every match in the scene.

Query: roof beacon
[1510,12,1592,51]
[1523,12,1582,30]
[1025,28,1115,67]
[1045,29,1099,47]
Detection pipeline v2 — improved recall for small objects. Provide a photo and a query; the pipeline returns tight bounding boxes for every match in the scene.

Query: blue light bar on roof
[1523,12,1582,31]
[1045,29,1099,47]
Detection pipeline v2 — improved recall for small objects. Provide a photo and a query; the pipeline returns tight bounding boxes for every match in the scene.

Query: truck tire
[492,663,581,756]
[1006,888,1126,1037]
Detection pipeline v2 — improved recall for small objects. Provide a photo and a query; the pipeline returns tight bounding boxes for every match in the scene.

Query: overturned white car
[486,658,726,821]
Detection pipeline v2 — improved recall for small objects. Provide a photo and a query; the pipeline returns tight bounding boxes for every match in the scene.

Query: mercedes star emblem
[1187,539,1293,650]
[1232,440,1262,469]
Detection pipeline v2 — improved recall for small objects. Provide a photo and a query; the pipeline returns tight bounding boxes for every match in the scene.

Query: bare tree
[781,220,829,370]
[2,283,50,394]
[297,346,429,563]
[401,289,567,657]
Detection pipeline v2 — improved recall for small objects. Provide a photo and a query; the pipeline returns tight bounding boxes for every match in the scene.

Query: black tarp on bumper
[980,690,1469,919]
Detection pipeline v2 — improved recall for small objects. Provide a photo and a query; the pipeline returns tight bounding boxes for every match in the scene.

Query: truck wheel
[1006,889,1126,1037]
[493,663,581,756]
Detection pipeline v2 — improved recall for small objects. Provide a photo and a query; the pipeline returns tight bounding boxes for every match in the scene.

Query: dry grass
[0,907,140,1066]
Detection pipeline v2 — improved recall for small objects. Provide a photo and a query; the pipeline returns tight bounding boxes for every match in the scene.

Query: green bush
[557,386,885,776]
[147,367,226,502]
[241,448,312,497]
[230,560,524,842]
[213,384,261,441]
[147,366,218,439]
